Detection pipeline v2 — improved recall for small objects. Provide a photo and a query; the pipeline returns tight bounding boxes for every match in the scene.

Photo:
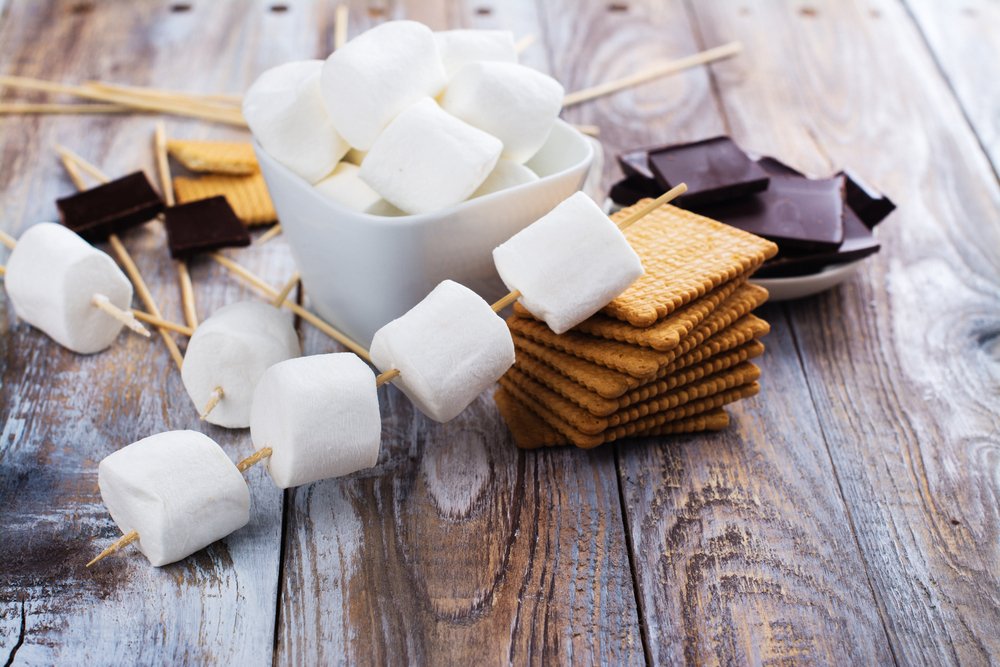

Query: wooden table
[1,1,998,664]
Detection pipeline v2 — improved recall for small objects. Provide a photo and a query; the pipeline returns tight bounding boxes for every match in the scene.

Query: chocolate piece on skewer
[841,169,895,228]
[694,174,846,252]
[648,136,770,207]
[163,196,251,259]
[56,171,164,241]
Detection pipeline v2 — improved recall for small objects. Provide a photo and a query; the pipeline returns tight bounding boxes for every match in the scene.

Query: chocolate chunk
[609,174,662,206]
[755,155,804,177]
[648,136,770,206]
[56,171,164,242]
[695,174,846,252]
[755,208,879,277]
[841,169,895,228]
[163,196,250,259]
[617,149,656,181]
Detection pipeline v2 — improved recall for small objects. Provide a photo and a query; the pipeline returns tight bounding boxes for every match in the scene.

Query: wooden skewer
[0,75,246,126]
[200,386,225,421]
[271,272,300,307]
[0,102,132,114]
[91,294,151,337]
[376,368,400,387]
[88,447,273,566]
[0,264,6,276]
[489,184,688,313]
[210,252,371,362]
[334,4,349,49]
[154,122,199,329]
[514,33,536,54]
[132,310,194,336]
[56,145,186,371]
[0,228,15,250]
[84,82,242,109]
[255,224,283,245]
[562,41,742,107]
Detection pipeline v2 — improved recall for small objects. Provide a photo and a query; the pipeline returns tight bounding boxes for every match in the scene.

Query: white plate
[751,259,864,301]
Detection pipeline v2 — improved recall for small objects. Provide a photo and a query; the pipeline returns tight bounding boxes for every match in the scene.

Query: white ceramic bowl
[751,259,865,301]
[255,120,594,346]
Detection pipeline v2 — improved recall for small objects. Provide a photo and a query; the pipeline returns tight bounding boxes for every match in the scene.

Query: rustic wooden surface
[1,1,997,665]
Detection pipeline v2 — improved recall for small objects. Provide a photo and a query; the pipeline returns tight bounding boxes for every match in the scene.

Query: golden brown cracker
[174,172,276,225]
[494,388,730,450]
[513,312,770,400]
[508,283,768,379]
[502,361,760,436]
[167,139,259,175]
[515,338,765,417]
[603,202,777,327]
[501,376,757,448]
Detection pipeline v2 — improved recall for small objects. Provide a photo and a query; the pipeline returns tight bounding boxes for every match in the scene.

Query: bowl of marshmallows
[243,20,593,346]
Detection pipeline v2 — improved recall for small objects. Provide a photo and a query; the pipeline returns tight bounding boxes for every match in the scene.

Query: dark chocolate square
[617,149,656,181]
[56,171,164,242]
[756,208,879,277]
[841,169,895,228]
[648,136,770,206]
[163,196,250,259]
[695,174,846,252]
[609,174,662,206]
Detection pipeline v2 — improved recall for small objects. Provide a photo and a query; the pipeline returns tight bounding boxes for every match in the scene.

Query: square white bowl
[255,120,594,346]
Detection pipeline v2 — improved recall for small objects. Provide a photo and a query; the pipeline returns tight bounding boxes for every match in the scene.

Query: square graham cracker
[167,139,259,175]
[495,387,730,449]
[602,202,777,327]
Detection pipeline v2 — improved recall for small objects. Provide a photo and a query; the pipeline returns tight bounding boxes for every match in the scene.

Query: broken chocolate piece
[648,136,770,206]
[695,174,846,252]
[841,169,895,228]
[609,174,662,206]
[163,196,250,259]
[617,149,656,181]
[56,171,164,242]
[755,208,879,277]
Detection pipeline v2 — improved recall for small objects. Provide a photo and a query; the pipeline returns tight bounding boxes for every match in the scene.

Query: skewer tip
[200,386,224,420]
[87,530,139,567]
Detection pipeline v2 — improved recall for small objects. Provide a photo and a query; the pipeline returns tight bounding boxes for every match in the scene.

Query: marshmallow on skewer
[472,160,538,198]
[359,98,502,214]
[4,222,136,354]
[243,60,350,183]
[321,20,448,150]
[250,353,381,488]
[181,301,301,428]
[493,191,644,334]
[434,29,518,76]
[314,163,404,216]
[370,280,515,422]
[440,61,564,164]
[98,430,250,567]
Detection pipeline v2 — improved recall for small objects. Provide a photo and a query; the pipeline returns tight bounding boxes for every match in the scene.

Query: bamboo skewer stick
[514,33,536,54]
[154,122,199,330]
[210,252,371,362]
[376,368,400,387]
[0,264,6,276]
[334,4,349,49]
[56,145,186,371]
[489,184,688,313]
[562,41,742,107]
[255,224,284,245]
[88,446,273,566]
[200,387,224,421]
[271,272,300,307]
[84,82,242,108]
[0,103,132,114]
[0,229,15,249]
[91,294,151,337]
[132,310,193,336]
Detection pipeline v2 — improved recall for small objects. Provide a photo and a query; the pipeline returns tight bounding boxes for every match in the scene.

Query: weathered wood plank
[905,0,1000,176]
[537,0,898,663]
[0,1,319,663]
[272,2,644,664]
[686,0,1000,663]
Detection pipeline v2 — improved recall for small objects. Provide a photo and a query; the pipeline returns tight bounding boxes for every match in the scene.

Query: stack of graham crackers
[494,200,779,449]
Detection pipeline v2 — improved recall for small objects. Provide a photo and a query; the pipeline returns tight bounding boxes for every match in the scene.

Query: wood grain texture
[685,0,1000,663]
[271,3,643,664]
[538,0,897,663]
[905,0,1000,176]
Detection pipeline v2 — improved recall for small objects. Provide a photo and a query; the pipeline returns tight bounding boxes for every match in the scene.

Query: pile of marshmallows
[243,21,564,215]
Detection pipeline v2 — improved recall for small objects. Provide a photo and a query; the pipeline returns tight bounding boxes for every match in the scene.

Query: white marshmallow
[321,21,448,150]
[440,61,564,164]
[314,163,404,216]
[243,60,349,184]
[472,160,538,198]
[360,98,502,214]
[493,191,643,334]
[181,301,301,429]
[434,29,517,76]
[98,430,250,567]
[250,353,381,488]
[370,280,514,422]
[4,222,133,354]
